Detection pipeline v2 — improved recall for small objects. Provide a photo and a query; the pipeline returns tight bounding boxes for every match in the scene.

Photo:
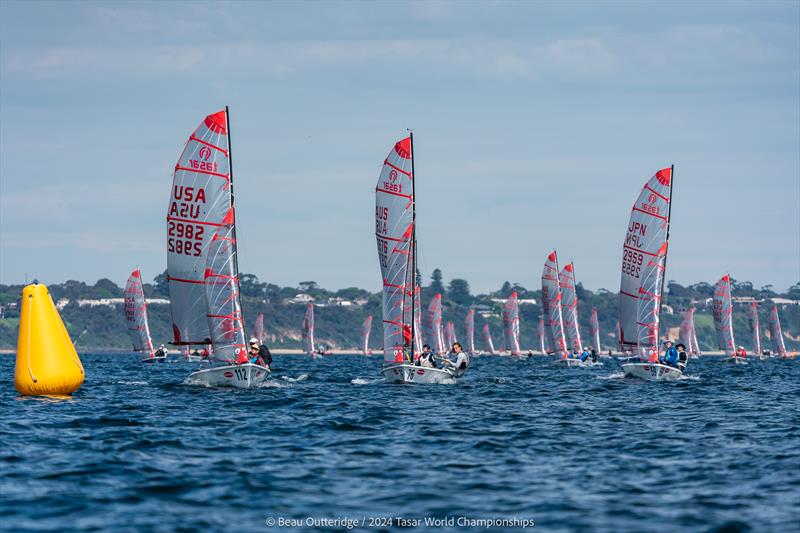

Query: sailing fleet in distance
[120,108,796,388]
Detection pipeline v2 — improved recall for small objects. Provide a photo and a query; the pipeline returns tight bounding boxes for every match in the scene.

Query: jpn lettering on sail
[483,323,497,355]
[376,138,413,363]
[769,306,788,356]
[464,309,476,354]
[636,241,668,361]
[590,308,601,354]
[748,303,761,355]
[680,307,696,352]
[255,313,265,343]
[502,292,521,355]
[559,263,582,353]
[713,275,736,356]
[167,110,230,345]
[302,304,315,355]
[361,315,372,354]
[425,293,445,355]
[204,224,247,364]
[123,269,155,357]
[619,167,672,351]
[542,251,568,358]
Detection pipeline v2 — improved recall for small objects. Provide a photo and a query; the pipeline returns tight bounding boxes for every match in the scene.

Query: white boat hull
[622,362,683,381]
[382,364,461,384]
[186,363,270,388]
[142,355,168,363]
[553,358,600,367]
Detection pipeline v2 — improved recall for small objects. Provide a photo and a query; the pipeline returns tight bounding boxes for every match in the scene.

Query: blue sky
[1,1,798,294]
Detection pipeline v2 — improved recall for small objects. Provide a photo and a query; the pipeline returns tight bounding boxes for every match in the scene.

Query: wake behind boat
[166,108,270,389]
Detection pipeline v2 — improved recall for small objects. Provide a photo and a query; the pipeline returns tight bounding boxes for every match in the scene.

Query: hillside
[0,272,797,352]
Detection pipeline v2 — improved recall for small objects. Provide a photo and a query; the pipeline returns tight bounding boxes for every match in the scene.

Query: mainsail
[302,303,315,355]
[167,109,231,345]
[445,321,457,349]
[425,293,445,355]
[123,269,155,358]
[679,307,696,351]
[619,167,673,356]
[254,313,265,343]
[464,309,476,354]
[502,292,521,355]
[360,315,372,354]
[413,287,423,356]
[589,308,601,354]
[482,323,497,355]
[769,306,788,357]
[375,137,415,364]
[542,251,568,358]
[204,225,248,364]
[559,263,582,353]
[713,275,736,356]
[748,302,761,355]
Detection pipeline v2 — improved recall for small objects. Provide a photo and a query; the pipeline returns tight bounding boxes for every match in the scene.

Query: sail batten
[123,269,155,358]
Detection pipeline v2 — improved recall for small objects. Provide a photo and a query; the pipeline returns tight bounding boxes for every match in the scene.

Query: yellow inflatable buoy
[14,283,85,396]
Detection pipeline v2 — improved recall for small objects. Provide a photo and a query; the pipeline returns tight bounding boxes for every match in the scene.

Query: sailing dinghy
[747,303,766,359]
[376,135,468,383]
[618,167,683,380]
[167,108,270,388]
[768,306,790,358]
[542,252,584,366]
[502,292,522,356]
[713,275,746,364]
[124,269,163,363]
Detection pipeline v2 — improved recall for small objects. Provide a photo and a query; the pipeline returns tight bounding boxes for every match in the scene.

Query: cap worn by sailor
[249,338,259,345]
[663,340,672,346]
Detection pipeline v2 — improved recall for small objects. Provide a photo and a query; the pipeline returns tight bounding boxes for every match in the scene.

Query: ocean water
[1,354,799,533]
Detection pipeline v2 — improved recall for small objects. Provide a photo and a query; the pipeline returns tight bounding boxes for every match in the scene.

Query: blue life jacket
[580,350,590,362]
[664,346,679,365]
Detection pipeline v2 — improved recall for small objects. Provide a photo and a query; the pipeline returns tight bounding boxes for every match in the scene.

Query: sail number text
[168,221,204,256]
[622,249,643,279]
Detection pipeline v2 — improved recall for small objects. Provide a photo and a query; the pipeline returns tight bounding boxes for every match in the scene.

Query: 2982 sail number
[168,221,204,256]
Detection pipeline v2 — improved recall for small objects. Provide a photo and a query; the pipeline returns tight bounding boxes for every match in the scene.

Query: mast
[409,131,416,357]
[224,106,241,291]
[657,164,674,319]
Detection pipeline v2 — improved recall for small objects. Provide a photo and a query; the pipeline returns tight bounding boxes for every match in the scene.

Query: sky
[1,0,798,294]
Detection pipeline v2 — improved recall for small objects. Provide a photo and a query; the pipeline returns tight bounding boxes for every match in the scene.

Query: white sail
[204,225,248,364]
[425,293,445,355]
[167,110,231,345]
[375,137,414,364]
[538,318,547,353]
[713,275,736,356]
[502,292,521,355]
[302,303,315,355]
[482,323,497,355]
[464,309,476,354]
[446,320,457,350]
[123,269,155,358]
[559,263,582,353]
[748,302,761,355]
[769,306,788,356]
[589,308,601,353]
[619,167,673,352]
[636,241,668,361]
[542,251,568,358]
[360,315,372,354]
[679,307,696,351]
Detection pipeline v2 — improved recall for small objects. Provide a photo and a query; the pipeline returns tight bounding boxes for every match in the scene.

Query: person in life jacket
[661,340,679,367]
[676,343,688,372]
[416,344,437,368]
[154,344,166,358]
[590,348,598,363]
[570,349,581,359]
[402,324,413,362]
[443,342,469,372]
[579,347,591,362]
[736,346,747,358]
[248,338,268,368]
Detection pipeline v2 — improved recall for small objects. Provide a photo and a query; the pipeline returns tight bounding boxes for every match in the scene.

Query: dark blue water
[1,354,799,532]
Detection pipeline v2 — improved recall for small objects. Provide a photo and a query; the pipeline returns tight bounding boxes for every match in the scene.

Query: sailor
[571,349,581,359]
[676,343,688,372]
[579,347,591,362]
[258,339,273,369]
[417,344,437,368]
[660,340,679,367]
[590,348,598,362]
[736,346,747,358]
[248,338,266,367]
[443,342,469,372]
[154,344,166,359]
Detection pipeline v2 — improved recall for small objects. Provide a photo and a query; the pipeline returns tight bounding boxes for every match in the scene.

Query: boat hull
[723,356,748,365]
[553,358,600,367]
[382,364,460,384]
[142,356,167,363]
[186,363,270,388]
[622,362,683,381]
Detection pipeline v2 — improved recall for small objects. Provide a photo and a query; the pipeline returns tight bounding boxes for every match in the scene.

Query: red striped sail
[769,306,788,357]
[503,292,521,355]
[713,275,736,356]
[425,294,445,355]
[123,269,155,358]
[542,251,568,358]
[748,303,761,355]
[559,262,582,353]
[482,323,497,355]
[254,313,265,343]
[464,308,476,354]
